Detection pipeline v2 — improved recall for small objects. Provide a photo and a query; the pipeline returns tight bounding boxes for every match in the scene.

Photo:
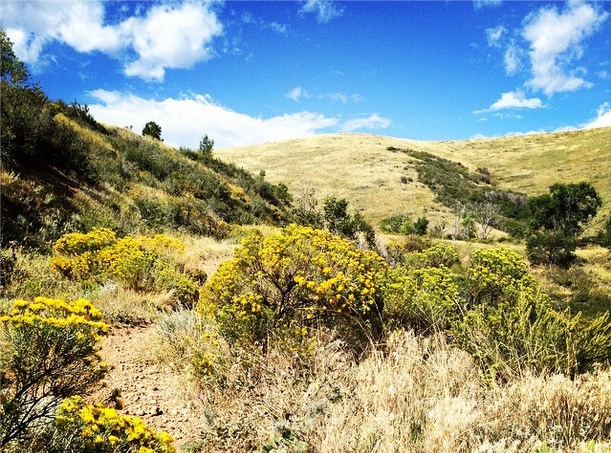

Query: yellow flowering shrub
[385,264,461,333]
[0,297,108,447]
[463,247,534,308]
[452,247,611,380]
[199,225,388,354]
[404,242,460,269]
[51,228,198,306]
[50,396,176,453]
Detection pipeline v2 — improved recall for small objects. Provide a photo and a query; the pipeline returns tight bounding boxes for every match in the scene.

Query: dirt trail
[95,324,207,450]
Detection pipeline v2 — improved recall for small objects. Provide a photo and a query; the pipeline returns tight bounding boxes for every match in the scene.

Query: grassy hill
[216,127,611,230]
[1,98,293,251]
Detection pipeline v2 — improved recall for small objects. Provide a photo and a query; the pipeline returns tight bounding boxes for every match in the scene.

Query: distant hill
[216,128,611,230]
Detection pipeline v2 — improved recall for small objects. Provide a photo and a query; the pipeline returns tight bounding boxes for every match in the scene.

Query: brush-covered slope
[1,93,292,251]
[217,128,611,228]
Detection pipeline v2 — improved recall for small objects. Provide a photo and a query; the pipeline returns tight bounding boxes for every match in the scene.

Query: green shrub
[51,229,199,307]
[380,215,414,235]
[526,230,577,267]
[199,225,388,355]
[405,242,460,269]
[452,287,611,380]
[461,247,532,308]
[0,297,108,447]
[385,265,461,333]
[452,247,611,380]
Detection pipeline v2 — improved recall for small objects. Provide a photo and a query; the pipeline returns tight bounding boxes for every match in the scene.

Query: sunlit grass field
[217,127,611,229]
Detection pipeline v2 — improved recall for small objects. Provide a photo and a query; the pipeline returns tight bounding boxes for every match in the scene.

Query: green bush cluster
[51,228,199,307]
[292,195,377,248]
[380,214,429,236]
[199,225,387,358]
[199,226,611,381]
[0,297,108,448]
[388,147,530,236]
[386,245,611,379]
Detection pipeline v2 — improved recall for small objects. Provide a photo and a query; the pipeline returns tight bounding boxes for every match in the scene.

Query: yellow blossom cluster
[199,224,388,351]
[56,396,176,452]
[1,296,108,339]
[0,297,109,446]
[51,228,198,305]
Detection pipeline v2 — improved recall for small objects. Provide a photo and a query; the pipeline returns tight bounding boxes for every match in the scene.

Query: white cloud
[582,102,611,129]
[2,0,223,81]
[300,0,344,23]
[286,87,308,102]
[3,1,123,64]
[482,90,543,112]
[474,0,503,10]
[504,42,522,76]
[123,3,222,81]
[522,1,608,96]
[486,25,506,48]
[286,87,361,105]
[597,70,610,80]
[268,22,289,34]
[489,90,543,111]
[88,90,387,148]
[340,114,391,132]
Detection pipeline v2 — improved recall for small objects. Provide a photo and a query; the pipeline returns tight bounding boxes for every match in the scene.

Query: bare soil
[95,324,206,451]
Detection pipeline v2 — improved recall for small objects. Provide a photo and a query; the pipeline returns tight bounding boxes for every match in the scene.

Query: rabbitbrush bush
[45,396,175,453]
[385,246,611,380]
[0,297,108,448]
[199,225,388,356]
[51,228,199,307]
[453,248,611,380]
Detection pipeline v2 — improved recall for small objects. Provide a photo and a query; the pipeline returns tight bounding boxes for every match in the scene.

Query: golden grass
[151,322,611,452]
[91,287,177,325]
[217,127,611,228]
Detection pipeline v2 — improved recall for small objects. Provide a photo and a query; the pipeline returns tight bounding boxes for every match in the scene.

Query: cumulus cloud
[122,3,222,81]
[300,0,344,23]
[88,90,387,148]
[2,1,123,63]
[340,114,391,132]
[480,2,608,116]
[522,1,608,96]
[489,90,543,111]
[2,0,223,81]
[582,102,611,129]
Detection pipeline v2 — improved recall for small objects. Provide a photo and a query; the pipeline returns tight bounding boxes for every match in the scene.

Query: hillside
[216,127,611,229]
[1,96,293,251]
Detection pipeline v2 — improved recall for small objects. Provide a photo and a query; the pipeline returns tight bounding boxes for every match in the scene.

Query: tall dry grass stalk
[151,319,611,452]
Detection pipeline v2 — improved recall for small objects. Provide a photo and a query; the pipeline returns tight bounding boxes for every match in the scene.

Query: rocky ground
[95,324,207,451]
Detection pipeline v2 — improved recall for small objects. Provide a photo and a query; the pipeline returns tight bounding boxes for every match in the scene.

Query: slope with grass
[1,93,293,251]
[217,127,611,229]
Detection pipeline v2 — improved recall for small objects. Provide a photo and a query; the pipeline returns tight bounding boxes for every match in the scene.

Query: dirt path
[95,324,207,450]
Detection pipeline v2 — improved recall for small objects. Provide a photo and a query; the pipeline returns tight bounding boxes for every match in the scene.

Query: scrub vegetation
[2,29,611,452]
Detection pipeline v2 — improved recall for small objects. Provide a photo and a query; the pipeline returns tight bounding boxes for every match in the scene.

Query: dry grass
[217,127,611,229]
[91,286,177,325]
[150,320,611,452]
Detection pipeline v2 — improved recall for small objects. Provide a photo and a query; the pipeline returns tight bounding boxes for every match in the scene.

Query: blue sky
[2,0,610,149]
